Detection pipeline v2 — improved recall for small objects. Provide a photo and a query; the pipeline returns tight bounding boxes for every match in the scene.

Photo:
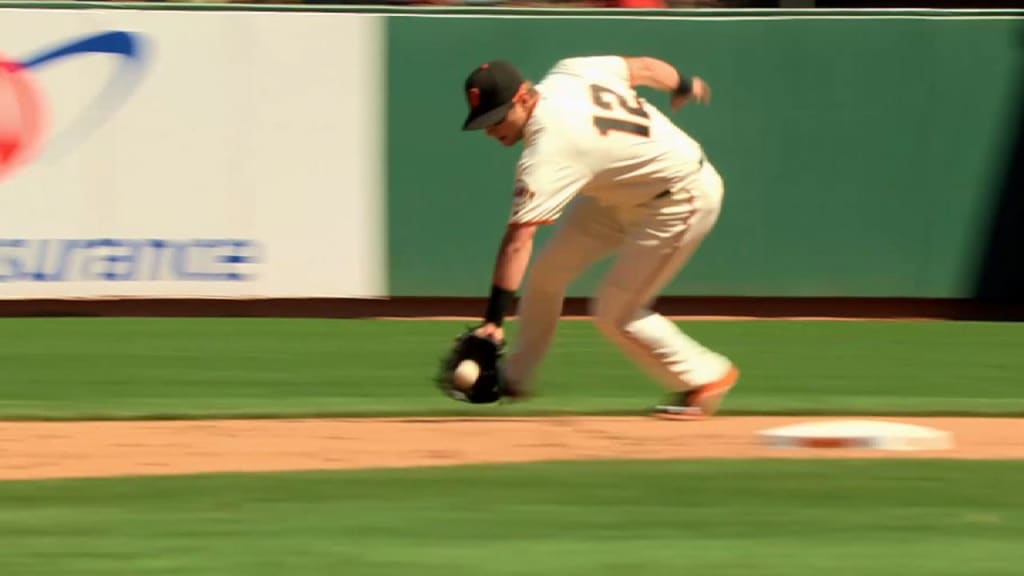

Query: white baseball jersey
[509,56,707,226]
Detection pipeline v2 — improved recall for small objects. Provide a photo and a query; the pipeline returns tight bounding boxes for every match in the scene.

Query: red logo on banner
[0,57,47,182]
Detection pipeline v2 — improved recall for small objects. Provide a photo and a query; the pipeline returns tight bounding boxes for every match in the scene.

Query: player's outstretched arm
[623,56,711,110]
[474,222,540,343]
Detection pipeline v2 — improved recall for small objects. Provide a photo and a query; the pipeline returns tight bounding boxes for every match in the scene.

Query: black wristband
[484,285,515,327]
[673,74,693,97]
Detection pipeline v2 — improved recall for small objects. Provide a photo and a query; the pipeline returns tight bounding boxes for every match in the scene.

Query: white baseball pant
[505,160,734,393]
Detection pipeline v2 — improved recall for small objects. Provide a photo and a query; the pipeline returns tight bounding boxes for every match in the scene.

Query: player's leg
[590,162,736,405]
[504,196,624,392]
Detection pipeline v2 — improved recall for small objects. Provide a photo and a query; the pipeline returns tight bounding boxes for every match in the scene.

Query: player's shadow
[971,23,1024,321]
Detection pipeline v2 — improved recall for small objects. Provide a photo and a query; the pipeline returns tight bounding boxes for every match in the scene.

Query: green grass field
[1,460,1022,575]
[0,318,1021,419]
[1,317,1022,575]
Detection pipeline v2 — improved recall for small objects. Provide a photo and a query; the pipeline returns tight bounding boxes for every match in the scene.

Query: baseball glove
[436,327,506,404]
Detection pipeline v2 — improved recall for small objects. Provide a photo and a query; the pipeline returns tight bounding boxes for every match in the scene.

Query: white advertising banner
[0,9,385,298]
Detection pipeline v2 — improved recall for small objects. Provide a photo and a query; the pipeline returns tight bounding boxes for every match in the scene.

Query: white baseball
[453,360,480,390]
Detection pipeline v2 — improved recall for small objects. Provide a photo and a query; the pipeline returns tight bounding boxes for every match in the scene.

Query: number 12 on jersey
[589,84,651,138]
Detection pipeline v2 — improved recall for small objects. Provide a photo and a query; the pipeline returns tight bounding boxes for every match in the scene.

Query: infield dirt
[1,415,1022,480]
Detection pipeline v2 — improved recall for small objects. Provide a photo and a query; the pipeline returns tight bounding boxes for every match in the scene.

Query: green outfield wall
[1,4,1020,303]
[386,13,1023,299]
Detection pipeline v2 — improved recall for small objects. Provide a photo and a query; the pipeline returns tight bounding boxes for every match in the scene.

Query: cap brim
[462,101,514,131]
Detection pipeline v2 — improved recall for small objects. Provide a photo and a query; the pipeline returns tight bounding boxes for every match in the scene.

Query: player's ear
[513,82,534,103]
[512,83,526,103]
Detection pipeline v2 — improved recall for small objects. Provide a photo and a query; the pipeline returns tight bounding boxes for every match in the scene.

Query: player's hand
[474,322,505,344]
[671,77,711,110]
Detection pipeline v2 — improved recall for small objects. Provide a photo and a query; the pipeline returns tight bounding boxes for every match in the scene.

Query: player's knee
[589,290,631,336]
[528,258,576,294]
[523,272,568,303]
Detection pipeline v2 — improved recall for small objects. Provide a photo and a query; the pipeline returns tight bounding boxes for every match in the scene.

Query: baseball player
[461,55,739,419]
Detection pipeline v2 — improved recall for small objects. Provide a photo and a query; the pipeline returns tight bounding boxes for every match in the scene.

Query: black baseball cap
[462,60,524,131]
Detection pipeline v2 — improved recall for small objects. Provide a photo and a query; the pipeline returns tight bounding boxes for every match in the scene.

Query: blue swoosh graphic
[20,31,147,161]
[21,30,140,69]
